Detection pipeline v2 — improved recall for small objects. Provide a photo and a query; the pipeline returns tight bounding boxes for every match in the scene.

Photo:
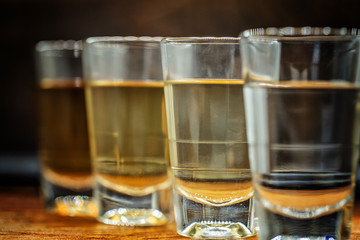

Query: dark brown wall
[0,0,359,179]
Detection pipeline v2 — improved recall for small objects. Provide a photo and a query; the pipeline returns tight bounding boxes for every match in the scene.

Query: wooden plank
[0,186,359,239]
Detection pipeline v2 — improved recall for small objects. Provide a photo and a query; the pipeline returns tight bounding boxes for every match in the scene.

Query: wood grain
[0,187,185,240]
[0,186,358,239]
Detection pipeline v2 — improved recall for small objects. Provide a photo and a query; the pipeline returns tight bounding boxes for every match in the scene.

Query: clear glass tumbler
[83,36,172,226]
[241,27,360,240]
[35,40,95,216]
[161,37,256,239]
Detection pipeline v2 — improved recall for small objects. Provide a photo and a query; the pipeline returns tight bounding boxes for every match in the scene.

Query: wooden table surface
[1,186,360,240]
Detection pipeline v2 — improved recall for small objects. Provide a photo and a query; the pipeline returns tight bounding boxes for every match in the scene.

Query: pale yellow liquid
[164,79,249,169]
[86,81,170,197]
[165,79,255,238]
[165,79,251,206]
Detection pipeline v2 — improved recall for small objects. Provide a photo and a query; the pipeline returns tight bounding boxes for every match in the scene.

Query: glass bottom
[255,198,353,240]
[54,195,97,217]
[95,182,172,226]
[41,177,95,217]
[271,235,336,240]
[174,191,256,239]
[100,208,168,226]
[179,221,255,239]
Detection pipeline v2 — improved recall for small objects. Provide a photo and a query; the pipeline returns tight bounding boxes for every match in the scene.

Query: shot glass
[241,27,360,240]
[35,40,95,216]
[161,37,255,239]
[83,36,172,226]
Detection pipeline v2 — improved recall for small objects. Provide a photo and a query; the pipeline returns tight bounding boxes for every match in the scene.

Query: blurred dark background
[1,0,360,186]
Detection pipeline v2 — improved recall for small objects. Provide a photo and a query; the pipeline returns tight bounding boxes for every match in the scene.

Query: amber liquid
[38,79,92,190]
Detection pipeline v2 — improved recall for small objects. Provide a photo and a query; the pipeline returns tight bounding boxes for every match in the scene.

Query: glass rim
[241,27,360,41]
[161,36,241,45]
[36,40,82,52]
[85,36,164,45]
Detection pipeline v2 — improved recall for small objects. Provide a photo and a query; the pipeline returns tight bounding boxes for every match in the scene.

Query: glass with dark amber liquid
[36,41,95,216]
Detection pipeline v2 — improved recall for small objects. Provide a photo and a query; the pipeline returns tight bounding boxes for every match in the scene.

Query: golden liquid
[38,79,92,190]
[86,81,169,196]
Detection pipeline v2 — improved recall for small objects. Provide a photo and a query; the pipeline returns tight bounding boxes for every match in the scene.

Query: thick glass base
[180,221,254,239]
[100,208,168,226]
[270,235,337,240]
[54,195,97,217]
[41,178,95,217]
[95,183,172,226]
[174,191,256,239]
[255,199,353,240]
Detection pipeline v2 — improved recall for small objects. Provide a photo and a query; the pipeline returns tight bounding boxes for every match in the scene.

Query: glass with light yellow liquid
[165,79,253,239]
[162,37,255,239]
[83,37,171,226]
[36,41,95,217]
